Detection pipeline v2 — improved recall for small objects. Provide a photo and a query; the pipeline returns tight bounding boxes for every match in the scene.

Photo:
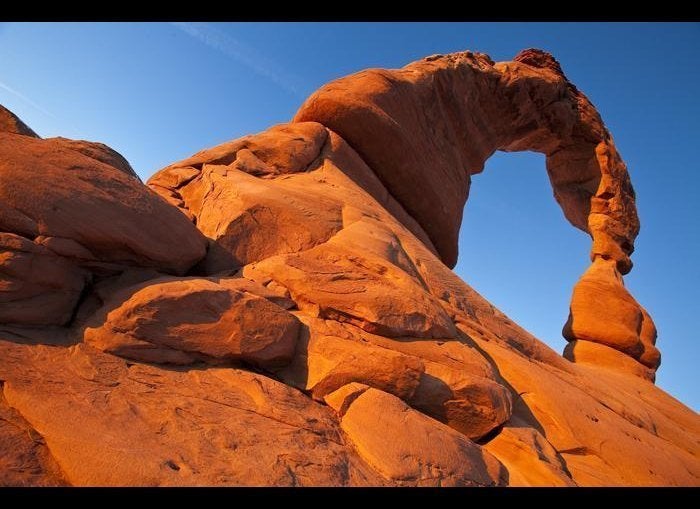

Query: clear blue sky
[1,22,697,410]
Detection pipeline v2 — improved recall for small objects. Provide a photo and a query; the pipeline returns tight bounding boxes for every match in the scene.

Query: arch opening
[454,150,590,354]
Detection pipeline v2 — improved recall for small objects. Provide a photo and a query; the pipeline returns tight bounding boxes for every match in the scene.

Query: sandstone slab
[83,277,300,368]
[335,387,507,486]
[0,384,67,486]
[483,424,576,487]
[275,324,424,401]
[0,105,39,137]
[0,341,383,486]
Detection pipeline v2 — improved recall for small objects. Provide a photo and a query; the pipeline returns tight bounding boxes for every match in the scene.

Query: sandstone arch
[294,48,659,379]
[1,48,692,487]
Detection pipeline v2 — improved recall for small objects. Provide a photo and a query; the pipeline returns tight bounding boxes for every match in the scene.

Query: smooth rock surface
[483,424,576,487]
[243,240,457,339]
[336,387,507,486]
[0,233,88,326]
[0,384,67,486]
[275,324,425,400]
[83,277,301,368]
[0,133,207,289]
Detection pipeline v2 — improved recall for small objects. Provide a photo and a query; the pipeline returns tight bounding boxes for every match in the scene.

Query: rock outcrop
[0,105,39,138]
[0,128,207,327]
[563,258,660,380]
[82,277,301,367]
[0,48,697,487]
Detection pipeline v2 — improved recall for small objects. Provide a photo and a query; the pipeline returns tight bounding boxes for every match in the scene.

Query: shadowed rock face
[0,49,697,487]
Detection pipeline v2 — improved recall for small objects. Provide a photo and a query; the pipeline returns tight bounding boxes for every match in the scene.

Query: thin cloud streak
[0,80,55,118]
[171,22,304,97]
[0,80,87,139]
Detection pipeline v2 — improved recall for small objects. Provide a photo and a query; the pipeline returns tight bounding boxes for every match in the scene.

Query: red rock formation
[294,48,654,380]
[0,128,207,326]
[295,49,638,274]
[562,258,660,380]
[82,277,301,367]
[0,105,39,138]
[0,49,698,487]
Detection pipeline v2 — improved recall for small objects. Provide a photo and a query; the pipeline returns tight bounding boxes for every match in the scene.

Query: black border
[1,7,698,22]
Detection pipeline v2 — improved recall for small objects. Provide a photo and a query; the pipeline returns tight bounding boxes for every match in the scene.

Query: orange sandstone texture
[0,49,698,487]
[0,129,207,328]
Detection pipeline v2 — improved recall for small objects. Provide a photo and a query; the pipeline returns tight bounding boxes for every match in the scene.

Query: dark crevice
[65,274,95,328]
[558,445,593,456]
[475,422,506,446]
[165,460,180,471]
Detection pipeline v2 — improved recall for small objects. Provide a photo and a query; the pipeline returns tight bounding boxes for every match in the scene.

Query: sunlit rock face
[0,49,697,487]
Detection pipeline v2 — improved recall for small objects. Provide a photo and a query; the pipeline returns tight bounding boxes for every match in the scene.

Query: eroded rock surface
[0,48,697,487]
[0,130,207,328]
[82,277,301,367]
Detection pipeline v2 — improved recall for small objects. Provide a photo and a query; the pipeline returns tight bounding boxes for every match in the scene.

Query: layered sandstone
[0,49,697,487]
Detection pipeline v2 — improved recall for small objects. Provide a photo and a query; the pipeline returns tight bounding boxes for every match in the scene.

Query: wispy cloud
[0,80,86,139]
[0,80,56,118]
[171,22,304,97]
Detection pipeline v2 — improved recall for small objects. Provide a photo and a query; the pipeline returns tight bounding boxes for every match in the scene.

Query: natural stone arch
[294,48,659,379]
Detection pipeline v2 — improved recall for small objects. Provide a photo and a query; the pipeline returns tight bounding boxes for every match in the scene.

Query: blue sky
[0,22,697,410]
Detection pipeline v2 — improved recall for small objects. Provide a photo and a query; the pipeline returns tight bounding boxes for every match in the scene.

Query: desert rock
[0,382,67,486]
[483,424,576,487]
[0,233,88,326]
[0,132,208,327]
[47,137,139,179]
[275,322,425,401]
[0,105,39,137]
[0,341,383,486]
[0,46,697,487]
[293,47,654,374]
[333,386,507,486]
[295,49,638,276]
[563,257,661,379]
[243,240,457,339]
[82,277,300,368]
